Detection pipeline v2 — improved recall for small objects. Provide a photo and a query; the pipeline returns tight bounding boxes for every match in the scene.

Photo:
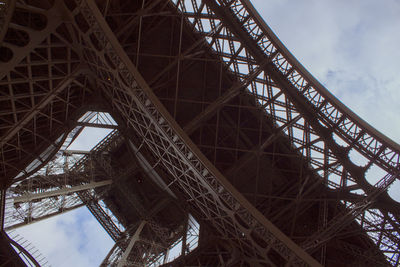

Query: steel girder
[68,0,320,265]
[0,230,36,267]
[72,0,399,265]
[170,0,400,264]
[0,0,95,187]
[4,129,124,242]
[0,0,399,266]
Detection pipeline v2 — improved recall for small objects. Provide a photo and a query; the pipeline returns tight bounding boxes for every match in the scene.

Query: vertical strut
[117,221,146,267]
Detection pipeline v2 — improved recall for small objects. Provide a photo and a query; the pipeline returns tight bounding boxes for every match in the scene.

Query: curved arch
[7,235,42,267]
[13,125,83,183]
[241,0,400,168]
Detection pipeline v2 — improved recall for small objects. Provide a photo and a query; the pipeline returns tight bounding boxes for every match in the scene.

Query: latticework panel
[0,0,399,266]
[0,0,95,185]
[170,0,400,264]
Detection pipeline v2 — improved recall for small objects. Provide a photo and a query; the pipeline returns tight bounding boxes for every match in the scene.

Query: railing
[7,230,51,267]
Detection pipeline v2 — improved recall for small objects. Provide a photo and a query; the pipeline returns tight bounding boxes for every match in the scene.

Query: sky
[14,208,114,267]
[9,1,400,266]
[251,0,400,144]
[14,127,115,267]
[251,0,400,200]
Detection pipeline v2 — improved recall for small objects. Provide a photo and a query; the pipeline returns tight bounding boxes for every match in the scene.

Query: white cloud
[8,124,116,266]
[251,1,400,201]
[14,207,114,267]
[8,1,400,265]
[252,0,400,143]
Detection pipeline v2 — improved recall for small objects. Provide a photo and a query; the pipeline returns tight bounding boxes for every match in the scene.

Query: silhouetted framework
[0,0,399,266]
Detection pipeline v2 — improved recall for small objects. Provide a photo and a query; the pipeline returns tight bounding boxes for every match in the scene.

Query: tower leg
[117,221,146,267]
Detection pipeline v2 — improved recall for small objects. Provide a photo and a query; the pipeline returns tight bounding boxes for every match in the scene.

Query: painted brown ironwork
[172,0,400,264]
[71,0,319,265]
[0,0,399,266]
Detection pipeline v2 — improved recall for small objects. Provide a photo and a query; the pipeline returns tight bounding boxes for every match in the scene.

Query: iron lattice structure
[0,0,399,266]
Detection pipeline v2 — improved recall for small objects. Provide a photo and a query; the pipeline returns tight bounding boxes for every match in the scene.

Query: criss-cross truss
[0,0,399,266]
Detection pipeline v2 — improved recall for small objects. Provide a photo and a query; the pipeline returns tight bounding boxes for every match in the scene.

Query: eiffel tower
[0,0,399,266]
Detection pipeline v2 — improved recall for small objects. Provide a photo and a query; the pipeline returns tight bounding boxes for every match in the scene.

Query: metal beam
[0,68,82,149]
[63,150,91,155]
[184,85,241,135]
[225,115,301,177]
[5,203,86,231]
[117,220,146,267]
[184,61,269,135]
[127,140,176,198]
[13,180,113,204]
[76,0,321,265]
[0,190,5,231]
[76,122,118,129]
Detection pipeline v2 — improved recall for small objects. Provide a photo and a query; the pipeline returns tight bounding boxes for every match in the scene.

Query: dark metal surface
[0,0,398,266]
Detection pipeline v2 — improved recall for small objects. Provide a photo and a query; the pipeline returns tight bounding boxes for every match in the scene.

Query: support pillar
[117,220,146,267]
